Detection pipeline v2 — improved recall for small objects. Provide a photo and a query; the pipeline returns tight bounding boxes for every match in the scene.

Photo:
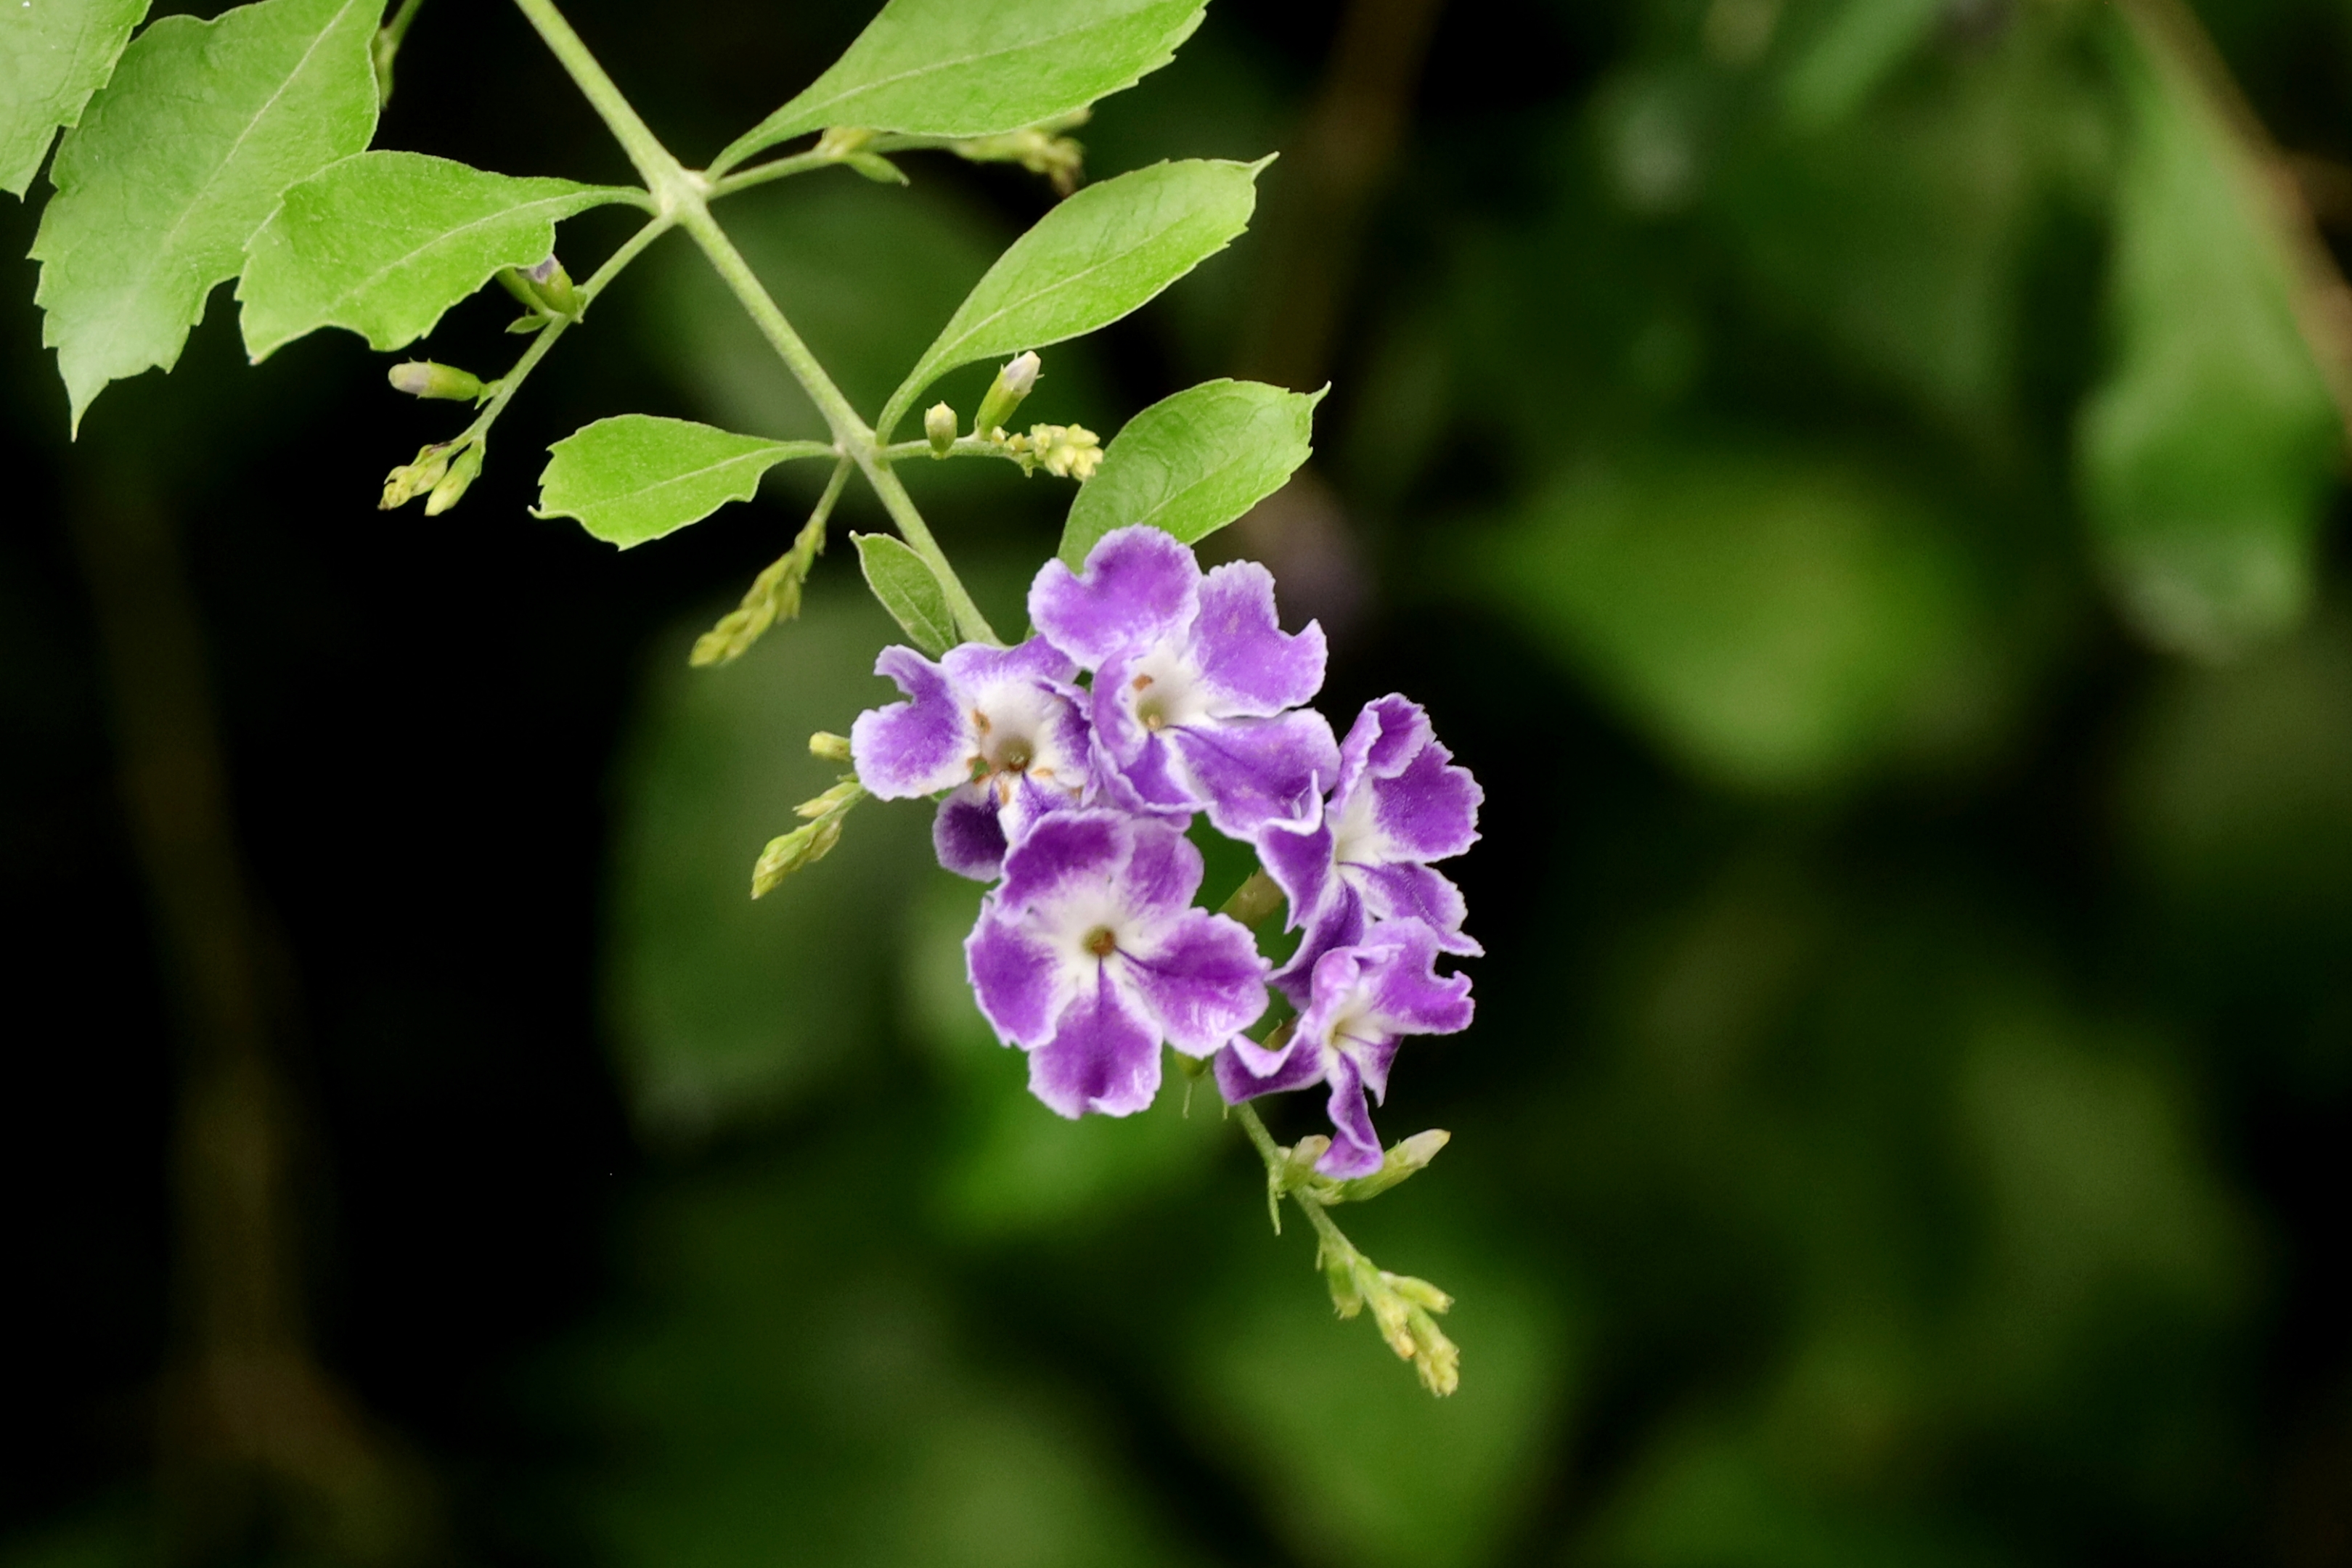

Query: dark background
[5,0,2352,1564]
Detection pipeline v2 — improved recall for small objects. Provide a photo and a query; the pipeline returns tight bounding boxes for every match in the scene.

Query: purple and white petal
[940,634,1076,692]
[1330,695,1482,865]
[1029,526,1200,669]
[966,900,1071,1047]
[1188,562,1327,716]
[1169,708,1339,837]
[997,809,1132,913]
[933,785,1008,881]
[1119,813,1206,921]
[1214,1035,1328,1103]
[850,646,972,798]
[1355,862,1479,955]
[1028,971,1163,1117]
[1270,884,1368,1005]
[1360,919,1475,1038]
[1122,907,1268,1056]
[1317,1054,1384,1178]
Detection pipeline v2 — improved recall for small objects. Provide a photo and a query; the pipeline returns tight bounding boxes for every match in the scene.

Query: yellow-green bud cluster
[380,438,481,512]
[999,422,1102,480]
[751,774,865,897]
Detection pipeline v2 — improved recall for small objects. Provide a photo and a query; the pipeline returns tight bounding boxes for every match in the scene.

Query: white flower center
[1125,644,1206,733]
[1330,785,1379,867]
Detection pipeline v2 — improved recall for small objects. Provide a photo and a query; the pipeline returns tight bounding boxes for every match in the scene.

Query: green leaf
[852,532,956,654]
[1,0,149,198]
[2077,10,2342,660]
[712,0,1203,176]
[1058,378,1320,568]
[535,415,833,550]
[881,157,1264,434]
[30,0,381,431]
[237,150,639,361]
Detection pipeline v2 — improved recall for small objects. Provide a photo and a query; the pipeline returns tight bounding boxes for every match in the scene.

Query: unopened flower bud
[1329,1127,1451,1203]
[809,731,852,762]
[422,442,482,516]
[523,256,579,319]
[1380,1270,1453,1314]
[794,779,864,820]
[388,360,483,401]
[380,441,454,509]
[975,351,1041,435]
[924,402,957,456]
[751,814,844,897]
[843,151,908,186]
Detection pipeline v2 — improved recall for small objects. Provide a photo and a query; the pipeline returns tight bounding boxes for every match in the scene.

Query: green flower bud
[844,151,908,186]
[751,814,844,897]
[809,731,852,763]
[523,256,580,319]
[422,443,482,516]
[379,441,454,510]
[794,779,864,820]
[1379,1270,1453,1314]
[1327,1127,1451,1203]
[975,351,1041,436]
[387,360,483,401]
[924,402,957,456]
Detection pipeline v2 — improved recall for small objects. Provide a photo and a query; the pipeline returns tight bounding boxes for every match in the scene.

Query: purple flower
[968,809,1270,1117]
[1029,526,1339,837]
[850,637,1092,880]
[1215,920,1473,1177]
[1256,695,1482,1001]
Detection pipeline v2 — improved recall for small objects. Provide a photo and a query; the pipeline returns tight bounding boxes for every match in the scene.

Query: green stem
[509,0,1000,646]
[380,0,423,50]
[1231,1099,1347,1243]
[457,213,672,452]
[706,136,934,200]
[858,460,1003,645]
[674,205,868,445]
[874,436,1028,465]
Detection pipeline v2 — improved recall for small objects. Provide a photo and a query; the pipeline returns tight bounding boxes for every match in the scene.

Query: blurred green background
[5,0,2352,1564]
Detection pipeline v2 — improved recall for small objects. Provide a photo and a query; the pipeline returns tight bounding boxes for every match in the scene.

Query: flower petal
[940,634,1077,691]
[1315,1054,1384,1178]
[933,785,1008,881]
[1189,561,1326,715]
[1214,1035,1328,1103]
[1170,709,1339,837]
[1269,881,1367,1005]
[966,897,1072,1047]
[1028,970,1163,1117]
[1029,526,1199,669]
[1365,703,1481,863]
[849,646,973,798]
[1117,814,1206,921]
[1252,808,1334,934]
[1122,906,1267,1055]
[1353,862,1479,954]
[998,808,1130,912]
[1360,918,1474,1037]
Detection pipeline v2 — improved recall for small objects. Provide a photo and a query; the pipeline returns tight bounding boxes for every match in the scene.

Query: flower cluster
[850,526,1481,1173]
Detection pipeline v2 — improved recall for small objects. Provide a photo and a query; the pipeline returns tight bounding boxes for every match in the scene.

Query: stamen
[1083,926,1118,958]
